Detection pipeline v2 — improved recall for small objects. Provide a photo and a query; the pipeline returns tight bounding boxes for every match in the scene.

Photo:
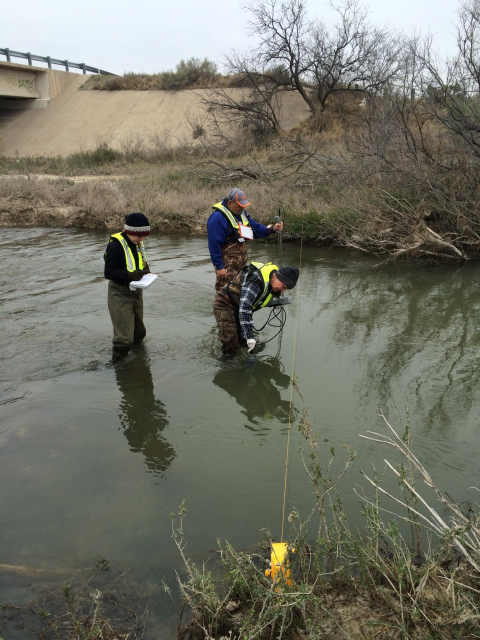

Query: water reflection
[115,348,175,477]
[300,259,480,433]
[213,357,293,428]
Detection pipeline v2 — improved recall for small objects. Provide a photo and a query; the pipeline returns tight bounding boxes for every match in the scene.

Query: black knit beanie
[276,266,299,289]
[125,212,150,236]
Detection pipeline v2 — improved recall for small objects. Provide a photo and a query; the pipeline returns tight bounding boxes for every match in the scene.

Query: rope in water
[280,214,305,543]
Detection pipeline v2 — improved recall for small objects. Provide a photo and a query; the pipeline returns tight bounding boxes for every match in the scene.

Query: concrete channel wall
[0,77,311,157]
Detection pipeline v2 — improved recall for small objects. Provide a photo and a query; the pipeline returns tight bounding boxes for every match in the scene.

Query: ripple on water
[1,230,480,632]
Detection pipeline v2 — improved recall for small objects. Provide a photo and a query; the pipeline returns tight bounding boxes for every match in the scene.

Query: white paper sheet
[129,274,158,290]
[239,224,254,240]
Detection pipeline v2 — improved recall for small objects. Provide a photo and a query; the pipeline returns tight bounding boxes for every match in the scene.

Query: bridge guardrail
[0,48,114,75]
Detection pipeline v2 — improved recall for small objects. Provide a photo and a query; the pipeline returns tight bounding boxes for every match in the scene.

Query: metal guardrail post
[0,48,115,75]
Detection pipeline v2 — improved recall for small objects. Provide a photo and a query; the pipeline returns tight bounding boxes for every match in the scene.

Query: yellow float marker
[265,542,294,588]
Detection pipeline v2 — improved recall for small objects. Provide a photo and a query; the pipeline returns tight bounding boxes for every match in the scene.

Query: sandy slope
[0,81,310,157]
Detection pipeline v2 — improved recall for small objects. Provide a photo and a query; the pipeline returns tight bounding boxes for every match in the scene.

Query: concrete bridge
[0,61,81,110]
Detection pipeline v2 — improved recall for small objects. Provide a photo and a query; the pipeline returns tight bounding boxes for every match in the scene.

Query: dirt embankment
[2,170,480,264]
[0,174,146,232]
[0,172,302,236]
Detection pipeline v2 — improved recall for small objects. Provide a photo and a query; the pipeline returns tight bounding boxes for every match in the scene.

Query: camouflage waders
[215,242,248,292]
[214,296,240,356]
[108,281,146,359]
[214,265,252,356]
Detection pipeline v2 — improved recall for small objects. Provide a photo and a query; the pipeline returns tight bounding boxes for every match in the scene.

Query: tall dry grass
[0,172,345,235]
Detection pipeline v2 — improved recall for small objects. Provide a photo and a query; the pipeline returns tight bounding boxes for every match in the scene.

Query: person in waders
[207,188,284,293]
[214,262,299,357]
[104,212,151,364]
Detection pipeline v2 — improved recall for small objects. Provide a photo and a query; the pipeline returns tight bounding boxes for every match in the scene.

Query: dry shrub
[82,59,244,92]
[327,90,367,117]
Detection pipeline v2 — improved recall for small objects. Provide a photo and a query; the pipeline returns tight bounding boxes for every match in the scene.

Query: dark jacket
[104,232,142,287]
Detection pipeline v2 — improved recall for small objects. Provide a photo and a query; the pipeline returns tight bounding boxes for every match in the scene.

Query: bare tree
[456,0,480,93]
[344,0,480,263]
[202,52,285,141]
[378,1,480,183]
[307,0,402,112]
[416,0,480,160]
[246,0,318,113]
[246,0,402,117]
[200,0,402,138]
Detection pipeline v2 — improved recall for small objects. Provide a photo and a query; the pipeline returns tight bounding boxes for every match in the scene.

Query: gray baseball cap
[226,188,250,207]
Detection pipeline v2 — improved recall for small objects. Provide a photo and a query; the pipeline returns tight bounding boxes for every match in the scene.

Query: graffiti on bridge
[4,76,36,93]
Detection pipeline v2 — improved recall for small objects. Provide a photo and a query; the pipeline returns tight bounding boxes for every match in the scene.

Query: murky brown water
[1,229,479,637]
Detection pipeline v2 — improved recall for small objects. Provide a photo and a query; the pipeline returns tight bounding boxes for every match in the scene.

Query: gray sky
[1,0,460,75]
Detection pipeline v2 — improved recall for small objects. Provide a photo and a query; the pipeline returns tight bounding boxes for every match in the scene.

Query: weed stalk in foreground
[172,389,480,639]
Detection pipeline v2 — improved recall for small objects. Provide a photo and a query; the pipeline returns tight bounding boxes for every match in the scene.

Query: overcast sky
[1,0,461,75]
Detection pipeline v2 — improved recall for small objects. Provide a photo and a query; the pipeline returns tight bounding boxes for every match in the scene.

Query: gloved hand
[246,338,256,353]
[143,264,150,274]
[129,270,144,282]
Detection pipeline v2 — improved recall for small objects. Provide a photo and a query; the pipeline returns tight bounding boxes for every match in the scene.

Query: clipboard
[129,274,158,290]
[239,224,254,240]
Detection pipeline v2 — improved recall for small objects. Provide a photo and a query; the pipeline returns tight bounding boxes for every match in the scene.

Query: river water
[1,229,479,637]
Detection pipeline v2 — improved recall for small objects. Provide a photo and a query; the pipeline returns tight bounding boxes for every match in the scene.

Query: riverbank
[173,407,480,639]
[0,161,350,242]
[1,143,479,263]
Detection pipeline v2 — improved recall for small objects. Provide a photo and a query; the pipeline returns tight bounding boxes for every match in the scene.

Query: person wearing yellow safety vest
[104,213,151,364]
[207,188,284,293]
[214,261,299,357]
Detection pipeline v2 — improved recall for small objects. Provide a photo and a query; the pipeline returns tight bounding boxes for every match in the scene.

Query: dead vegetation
[82,58,245,92]
[172,401,480,639]
[0,560,152,639]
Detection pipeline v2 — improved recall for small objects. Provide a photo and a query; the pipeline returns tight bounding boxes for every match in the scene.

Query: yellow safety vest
[213,202,251,234]
[250,261,278,310]
[108,232,146,272]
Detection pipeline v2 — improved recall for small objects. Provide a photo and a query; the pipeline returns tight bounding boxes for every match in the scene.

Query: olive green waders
[108,281,146,361]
